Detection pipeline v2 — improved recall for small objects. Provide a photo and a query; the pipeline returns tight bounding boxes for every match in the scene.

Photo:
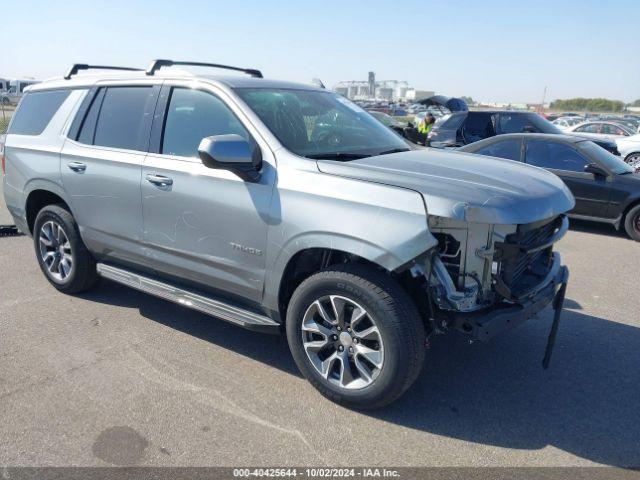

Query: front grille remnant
[495,217,560,297]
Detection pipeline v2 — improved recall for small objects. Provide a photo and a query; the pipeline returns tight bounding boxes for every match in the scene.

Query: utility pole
[540,85,548,113]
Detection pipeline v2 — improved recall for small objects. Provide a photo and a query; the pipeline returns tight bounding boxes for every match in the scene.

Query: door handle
[145,173,173,186]
[67,161,86,172]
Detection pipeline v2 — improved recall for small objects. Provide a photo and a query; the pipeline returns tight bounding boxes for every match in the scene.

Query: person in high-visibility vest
[417,113,435,137]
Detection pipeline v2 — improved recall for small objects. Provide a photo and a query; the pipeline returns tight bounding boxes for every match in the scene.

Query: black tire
[33,204,98,293]
[623,204,640,242]
[286,264,426,409]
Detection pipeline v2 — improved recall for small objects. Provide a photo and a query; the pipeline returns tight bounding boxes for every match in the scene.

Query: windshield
[578,140,634,174]
[235,88,409,159]
[368,111,394,126]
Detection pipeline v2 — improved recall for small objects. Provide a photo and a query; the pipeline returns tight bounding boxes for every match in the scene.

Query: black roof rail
[145,59,263,78]
[64,64,143,80]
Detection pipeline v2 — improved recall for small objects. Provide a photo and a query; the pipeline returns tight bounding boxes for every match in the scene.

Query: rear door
[524,138,611,217]
[61,83,159,264]
[140,82,276,303]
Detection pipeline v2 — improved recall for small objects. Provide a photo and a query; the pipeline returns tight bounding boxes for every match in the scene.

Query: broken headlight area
[415,215,517,314]
[411,214,568,323]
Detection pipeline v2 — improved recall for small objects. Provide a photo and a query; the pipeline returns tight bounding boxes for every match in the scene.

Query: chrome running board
[96,263,279,333]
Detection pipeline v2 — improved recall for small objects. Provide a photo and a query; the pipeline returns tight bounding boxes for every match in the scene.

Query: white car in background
[566,121,636,141]
[552,116,584,131]
[617,134,640,170]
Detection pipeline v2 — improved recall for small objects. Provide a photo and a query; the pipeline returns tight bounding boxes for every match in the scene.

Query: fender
[261,166,438,311]
[11,179,77,235]
[263,229,437,313]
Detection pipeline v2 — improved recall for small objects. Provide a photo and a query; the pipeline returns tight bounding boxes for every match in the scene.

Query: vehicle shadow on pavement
[79,280,301,377]
[82,282,640,467]
[371,304,640,467]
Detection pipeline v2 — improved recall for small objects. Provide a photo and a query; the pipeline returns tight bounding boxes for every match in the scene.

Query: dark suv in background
[428,110,620,155]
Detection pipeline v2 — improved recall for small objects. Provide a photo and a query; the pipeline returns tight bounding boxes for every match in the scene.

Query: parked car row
[366,99,640,241]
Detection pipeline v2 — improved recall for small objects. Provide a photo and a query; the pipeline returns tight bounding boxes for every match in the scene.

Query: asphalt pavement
[0,203,639,467]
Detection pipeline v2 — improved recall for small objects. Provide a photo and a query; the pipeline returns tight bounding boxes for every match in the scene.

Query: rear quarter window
[8,90,71,136]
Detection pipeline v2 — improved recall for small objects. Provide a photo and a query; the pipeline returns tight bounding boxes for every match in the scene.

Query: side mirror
[198,134,261,183]
[522,125,536,133]
[584,163,607,177]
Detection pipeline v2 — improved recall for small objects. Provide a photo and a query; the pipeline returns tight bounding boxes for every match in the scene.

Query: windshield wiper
[306,152,372,160]
[376,147,411,156]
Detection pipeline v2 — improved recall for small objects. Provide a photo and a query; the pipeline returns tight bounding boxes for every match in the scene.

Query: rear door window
[8,90,70,135]
[575,123,600,133]
[91,86,156,151]
[474,138,522,161]
[525,140,590,172]
[601,124,625,135]
[461,112,494,142]
[496,113,536,134]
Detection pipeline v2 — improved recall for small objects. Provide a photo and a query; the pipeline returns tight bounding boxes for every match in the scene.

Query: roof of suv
[28,70,323,93]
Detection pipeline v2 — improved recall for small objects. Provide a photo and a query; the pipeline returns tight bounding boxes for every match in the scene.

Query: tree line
[549,98,625,112]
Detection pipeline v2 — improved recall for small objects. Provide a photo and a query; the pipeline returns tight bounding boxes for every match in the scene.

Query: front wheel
[286,264,426,409]
[624,204,640,242]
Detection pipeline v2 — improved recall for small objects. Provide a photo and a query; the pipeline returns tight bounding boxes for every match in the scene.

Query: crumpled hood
[317,149,575,224]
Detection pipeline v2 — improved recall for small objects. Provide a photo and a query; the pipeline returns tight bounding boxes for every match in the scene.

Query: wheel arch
[265,232,435,322]
[24,182,74,234]
[624,151,640,163]
[620,197,640,229]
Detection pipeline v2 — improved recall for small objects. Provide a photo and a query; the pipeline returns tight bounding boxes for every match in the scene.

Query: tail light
[0,147,4,175]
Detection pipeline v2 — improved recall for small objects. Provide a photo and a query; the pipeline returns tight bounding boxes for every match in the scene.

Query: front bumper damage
[450,253,569,368]
[423,214,571,369]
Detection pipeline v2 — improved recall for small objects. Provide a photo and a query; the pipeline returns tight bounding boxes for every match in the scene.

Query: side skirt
[568,213,621,229]
[96,263,280,334]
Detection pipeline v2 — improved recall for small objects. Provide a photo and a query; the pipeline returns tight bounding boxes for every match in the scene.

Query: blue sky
[2,0,638,103]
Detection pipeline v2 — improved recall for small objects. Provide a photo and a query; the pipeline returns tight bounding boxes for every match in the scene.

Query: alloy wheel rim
[301,295,384,390]
[627,154,640,171]
[39,221,73,282]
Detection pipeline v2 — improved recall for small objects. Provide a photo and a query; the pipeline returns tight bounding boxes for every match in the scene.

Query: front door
[140,84,275,303]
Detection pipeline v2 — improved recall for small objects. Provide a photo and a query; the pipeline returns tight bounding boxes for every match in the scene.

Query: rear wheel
[33,205,98,293]
[623,204,640,242]
[625,153,640,170]
[286,264,426,409]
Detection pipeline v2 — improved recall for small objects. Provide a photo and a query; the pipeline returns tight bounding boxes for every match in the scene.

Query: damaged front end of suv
[337,149,576,367]
[409,213,568,364]
[316,149,573,367]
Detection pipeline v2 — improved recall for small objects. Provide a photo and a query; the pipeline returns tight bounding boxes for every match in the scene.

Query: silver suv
[2,60,574,408]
